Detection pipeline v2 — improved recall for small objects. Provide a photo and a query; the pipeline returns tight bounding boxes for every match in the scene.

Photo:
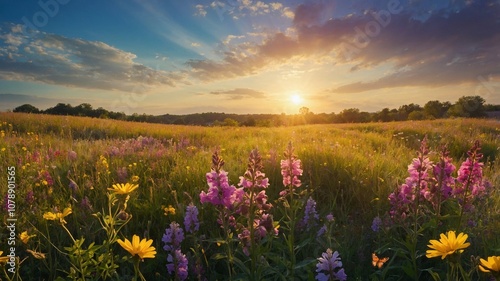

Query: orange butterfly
[372,253,389,268]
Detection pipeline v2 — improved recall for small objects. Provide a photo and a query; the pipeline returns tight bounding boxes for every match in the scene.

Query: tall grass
[0,112,499,280]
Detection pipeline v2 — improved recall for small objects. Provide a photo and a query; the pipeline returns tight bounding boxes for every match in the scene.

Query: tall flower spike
[162,222,185,252]
[184,204,200,234]
[280,142,303,192]
[315,249,347,281]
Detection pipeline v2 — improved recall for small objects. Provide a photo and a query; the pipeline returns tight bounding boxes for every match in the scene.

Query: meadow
[0,112,499,281]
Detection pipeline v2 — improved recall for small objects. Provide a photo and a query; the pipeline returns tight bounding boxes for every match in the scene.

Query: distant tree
[408,110,426,120]
[299,106,310,115]
[223,118,239,127]
[338,108,362,123]
[397,103,422,120]
[242,117,256,127]
[13,104,40,113]
[75,103,93,116]
[447,96,486,118]
[424,100,449,119]
[375,108,392,122]
[44,103,74,115]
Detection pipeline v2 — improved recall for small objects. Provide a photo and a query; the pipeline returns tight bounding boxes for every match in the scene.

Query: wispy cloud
[0,24,184,92]
[188,1,500,93]
[208,88,267,100]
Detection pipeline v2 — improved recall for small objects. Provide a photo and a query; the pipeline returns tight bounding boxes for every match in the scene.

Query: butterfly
[372,253,389,268]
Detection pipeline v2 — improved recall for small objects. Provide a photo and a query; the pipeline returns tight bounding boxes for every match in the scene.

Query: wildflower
[117,235,156,260]
[107,183,138,195]
[316,248,347,281]
[164,205,176,216]
[280,142,303,188]
[184,204,200,233]
[426,231,470,259]
[116,167,128,183]
[371,216,382,232]
[162,222,184,252]
[200,150,240,209]
[388,137,432,220]
[479,256,500,273]
[317,225,327,237]
[43,207,72,224]
[68,180,78,192]
[80,196,93,211]
[167,249,188,281]
[326,213,334,222]
[454,141,488,198]
[300,197,319,230]
[131,175,140,183]
[20,231,35,244]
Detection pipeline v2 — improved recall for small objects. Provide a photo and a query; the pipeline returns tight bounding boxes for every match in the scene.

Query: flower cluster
[300,197,319,231]
[388,139,491,221]
[199,150,243,210]
[280,142,303,195]
[316,248,347,281]
[163,222,188,280]
[184,204,200,234]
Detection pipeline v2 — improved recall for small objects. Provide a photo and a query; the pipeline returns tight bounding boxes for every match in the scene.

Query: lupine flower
[117,235,156,260]
[167,249,188,281]
[388,137,432,220]
[107,183,138,195]
[316,248,347,281]
[80,196,93,211]
[68,180,78,192]
[479,256,500,273]
[162,222,184,252]
[317,225,327,237]
[426,231,470,259]
[43,207,72,224]
[280,143,303,188]
[301,197,319,230]
[26,190,35,205]
[371,216,382,232]
[116,167,128,183]
[184,204,200,233]
[454,141,488,198]
[430,147,456,202]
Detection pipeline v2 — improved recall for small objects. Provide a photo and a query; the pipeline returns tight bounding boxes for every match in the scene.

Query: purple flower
[371,216,382,232]
[184,204,199,234]
[162,222,184,252]
[167,249,188,281]
[68,180,78,192]
[326,213,334,222]
[317,225,327,237]
[300,197,319,230]
[316,249,347,281]
[280,142,303,188]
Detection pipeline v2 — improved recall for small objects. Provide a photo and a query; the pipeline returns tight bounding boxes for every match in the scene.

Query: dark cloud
[209,88,267,100]
[188,0,499,93]
[0,25,185,92]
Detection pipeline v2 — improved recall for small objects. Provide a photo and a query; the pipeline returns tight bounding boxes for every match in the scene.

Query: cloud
[0,24,184,92]
[208,88,267,100]
[188,0,499,93]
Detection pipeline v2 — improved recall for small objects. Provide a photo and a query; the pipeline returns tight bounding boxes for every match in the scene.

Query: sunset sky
[0,0,498,115]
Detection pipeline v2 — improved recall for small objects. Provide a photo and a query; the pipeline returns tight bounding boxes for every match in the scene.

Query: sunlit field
[1,112,499,280]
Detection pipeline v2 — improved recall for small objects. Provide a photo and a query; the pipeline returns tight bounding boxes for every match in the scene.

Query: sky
[0,0,498,115]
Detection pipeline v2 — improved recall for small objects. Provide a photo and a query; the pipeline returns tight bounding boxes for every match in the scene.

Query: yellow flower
[20,231,35,244]
[163,205,176,216]
[107,183,139,195]
[1,147,5,152]
[117,235,156,260]
[26,249,46,260]
[131,175,139,183]
[0,251,9,264]
[479,256,500,273]
[426,231,470,260]
[43,207,72,224]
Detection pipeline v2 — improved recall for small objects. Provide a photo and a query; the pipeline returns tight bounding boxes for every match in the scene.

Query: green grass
[0,112,499,280]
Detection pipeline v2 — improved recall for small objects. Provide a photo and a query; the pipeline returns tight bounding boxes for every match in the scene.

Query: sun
[291,94,303,105]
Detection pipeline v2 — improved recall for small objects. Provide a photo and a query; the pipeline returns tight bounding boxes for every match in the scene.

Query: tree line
[11,95,499,127]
